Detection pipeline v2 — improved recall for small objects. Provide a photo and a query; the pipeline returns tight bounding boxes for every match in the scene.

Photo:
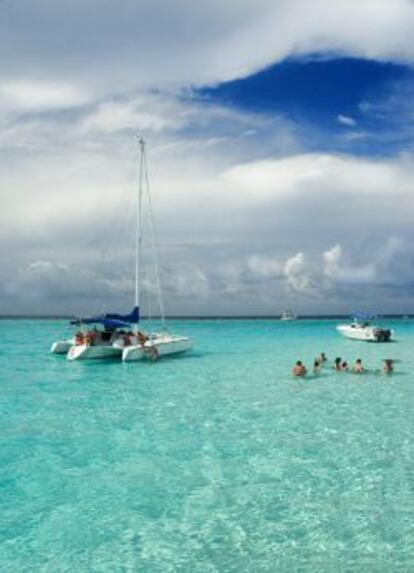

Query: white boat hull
[336,324,393,342]
[67,344,122,361]
[122,335,193,362]
[51,339,74,354]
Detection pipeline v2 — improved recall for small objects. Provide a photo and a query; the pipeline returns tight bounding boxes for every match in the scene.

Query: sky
[1,0,414,316]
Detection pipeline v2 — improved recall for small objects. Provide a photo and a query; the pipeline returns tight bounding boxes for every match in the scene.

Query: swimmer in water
[333,357,342,371]
[340,361,349,371]
[292,361,307,377]
[352,358,364,373]
[313,358,321,374]
[383,359,394,374]
[317,352,327,364]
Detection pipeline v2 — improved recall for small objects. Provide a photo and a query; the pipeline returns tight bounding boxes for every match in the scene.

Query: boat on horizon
[336,313,393,342]
[281,310,297,321]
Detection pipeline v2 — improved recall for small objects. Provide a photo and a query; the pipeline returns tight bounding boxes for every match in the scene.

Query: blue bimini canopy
[106,306,139,324]
[70,317,132,329]
[352,312,374,320]
[71,306,139,328]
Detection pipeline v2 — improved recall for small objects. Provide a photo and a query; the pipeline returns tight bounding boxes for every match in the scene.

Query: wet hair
[334,357,341,363]
[342,361,348,367]
[356,358,362,364]
[296,360,302,366]
[314,359,320,367]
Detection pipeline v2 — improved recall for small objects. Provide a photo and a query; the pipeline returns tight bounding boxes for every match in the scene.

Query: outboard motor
[374,328,391,342]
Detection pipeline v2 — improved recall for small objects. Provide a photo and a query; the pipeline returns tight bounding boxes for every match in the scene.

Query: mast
[134,137,145,330]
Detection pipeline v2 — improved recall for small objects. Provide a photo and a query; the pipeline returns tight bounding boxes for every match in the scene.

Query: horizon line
[0,314,412,320]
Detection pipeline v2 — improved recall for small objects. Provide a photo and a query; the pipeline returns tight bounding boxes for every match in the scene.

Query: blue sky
[199,57,414,155]
[1,1,414,315]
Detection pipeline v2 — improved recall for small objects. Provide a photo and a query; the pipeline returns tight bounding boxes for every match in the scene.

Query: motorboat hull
[336,324,393,342]
[67,344,122,361]
[122,335,193,362]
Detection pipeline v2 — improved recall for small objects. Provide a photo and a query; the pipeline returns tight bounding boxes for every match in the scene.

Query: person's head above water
[296,360,302,366]
[334,357,341,364]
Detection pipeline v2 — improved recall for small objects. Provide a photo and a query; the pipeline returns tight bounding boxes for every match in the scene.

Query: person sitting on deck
[137,331,148,346]
[352,358,364,373]
[293,361,307,377]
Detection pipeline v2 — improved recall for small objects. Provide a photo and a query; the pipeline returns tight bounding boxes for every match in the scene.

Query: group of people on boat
[74,329,149,347]
[293,353,394,377]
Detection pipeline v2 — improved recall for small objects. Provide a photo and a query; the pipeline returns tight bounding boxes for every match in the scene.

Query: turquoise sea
[1,318,414,572]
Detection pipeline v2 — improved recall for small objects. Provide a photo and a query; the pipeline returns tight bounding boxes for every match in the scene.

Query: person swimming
[317,352,327,364]
[313,358,321,373]
[352,358,364,373]
[340,361,349,371]
[293,361,307,377]
[333,357,342,371]
[383,359,394,374]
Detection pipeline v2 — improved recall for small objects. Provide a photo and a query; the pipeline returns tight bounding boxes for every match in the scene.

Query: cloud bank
[1,1,414,314]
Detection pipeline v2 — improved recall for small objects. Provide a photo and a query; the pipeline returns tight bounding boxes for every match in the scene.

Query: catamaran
[51,138,193,361]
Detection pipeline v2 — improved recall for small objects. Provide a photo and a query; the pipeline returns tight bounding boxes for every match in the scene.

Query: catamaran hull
[67,344,122,361]
[51,340,73,354]
[122,337,193,362]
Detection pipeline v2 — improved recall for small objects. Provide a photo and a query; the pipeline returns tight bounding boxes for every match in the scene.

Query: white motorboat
[336,314,393,342]
[281,310,297,321]
[116,138,193,362]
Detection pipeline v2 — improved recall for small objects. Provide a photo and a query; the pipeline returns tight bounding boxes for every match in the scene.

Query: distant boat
[336,313,393,342]
[281,310,297,321]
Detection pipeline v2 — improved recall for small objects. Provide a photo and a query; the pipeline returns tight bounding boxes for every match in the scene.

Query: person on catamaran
[293,361,307,377]
[137,331,148,346]
[352,358,364,373]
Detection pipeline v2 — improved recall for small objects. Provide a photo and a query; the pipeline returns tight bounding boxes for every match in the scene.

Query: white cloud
[323,244,376,284]
[80,95,189,134]
[1,0,414,98]
[0,80,90,112]
[222,152,414,201]
[337,114,356,126]
[247,256,283,278]
[283,252,314,294]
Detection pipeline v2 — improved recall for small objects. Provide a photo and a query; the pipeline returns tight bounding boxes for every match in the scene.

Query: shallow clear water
[1,318,414,572]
